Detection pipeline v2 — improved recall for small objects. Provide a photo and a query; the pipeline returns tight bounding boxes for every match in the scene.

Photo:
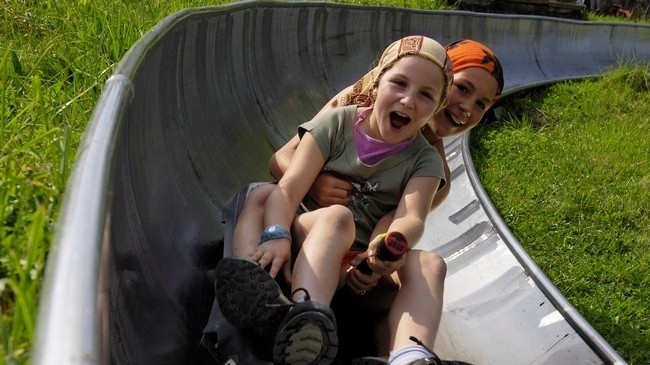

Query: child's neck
[357,106,375,132]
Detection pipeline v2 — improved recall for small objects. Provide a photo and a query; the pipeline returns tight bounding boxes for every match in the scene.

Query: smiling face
[366,55,445,144]
[430,67,499,138]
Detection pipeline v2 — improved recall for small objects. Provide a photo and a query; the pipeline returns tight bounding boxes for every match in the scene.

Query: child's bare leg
[290,205,356,304]
[231,184,274,257]
[388,250,447,351]
[266,205,353,364]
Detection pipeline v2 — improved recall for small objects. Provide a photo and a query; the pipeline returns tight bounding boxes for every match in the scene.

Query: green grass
[0,0,647,363]
[471,66,650,364]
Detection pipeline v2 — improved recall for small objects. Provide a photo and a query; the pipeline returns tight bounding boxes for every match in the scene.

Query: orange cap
[446,39,504,98]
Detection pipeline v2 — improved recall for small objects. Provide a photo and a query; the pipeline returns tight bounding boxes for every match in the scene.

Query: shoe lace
[291,287,311,301]
[409,336,442,365]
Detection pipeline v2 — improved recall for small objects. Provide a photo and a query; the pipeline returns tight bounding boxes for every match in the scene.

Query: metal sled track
[32,1,649,364]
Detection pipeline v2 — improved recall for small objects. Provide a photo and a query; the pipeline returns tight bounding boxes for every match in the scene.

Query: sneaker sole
[273,310,338,365]
[215,257,291,337]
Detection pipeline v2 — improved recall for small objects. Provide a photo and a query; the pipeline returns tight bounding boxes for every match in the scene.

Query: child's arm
[361,176,440,276]
[269,134,300,180]
[268,88,355,206]
[270,136,351,206]
[254,132,325,278]
[389,176,439,244]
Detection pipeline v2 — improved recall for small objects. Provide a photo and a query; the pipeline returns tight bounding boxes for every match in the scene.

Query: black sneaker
[215,257,292,338]
[273,290,338,365]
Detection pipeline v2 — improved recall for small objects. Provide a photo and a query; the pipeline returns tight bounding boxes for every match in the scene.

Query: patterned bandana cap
[445,39,504,98]
[336,35,453,115]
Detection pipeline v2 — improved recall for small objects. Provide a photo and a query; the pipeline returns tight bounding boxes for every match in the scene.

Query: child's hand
[373,253,406,276]
[360,253,406,277]
[359,235,406,276]
[252,239,292,279]
[346,260,381,295]
[308,172,353,206]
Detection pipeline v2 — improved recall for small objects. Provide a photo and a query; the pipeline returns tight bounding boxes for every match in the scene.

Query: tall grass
[0,0,645,363]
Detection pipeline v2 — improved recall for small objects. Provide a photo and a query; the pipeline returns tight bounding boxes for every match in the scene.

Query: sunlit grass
[471,65,650,364]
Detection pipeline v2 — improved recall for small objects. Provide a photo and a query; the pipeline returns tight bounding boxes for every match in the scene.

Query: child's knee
[421,251,447,279]
[244,184,274,209]
[322,205,355,229]
[316,205,356,244]
[403,250,447,281]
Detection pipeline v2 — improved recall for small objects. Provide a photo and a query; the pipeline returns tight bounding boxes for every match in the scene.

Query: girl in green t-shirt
[216,35,456,365]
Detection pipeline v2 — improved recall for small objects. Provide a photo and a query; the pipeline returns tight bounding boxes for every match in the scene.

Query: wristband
[260,224,292,244]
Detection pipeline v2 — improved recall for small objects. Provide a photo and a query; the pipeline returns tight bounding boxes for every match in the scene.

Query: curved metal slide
[32,1,649,364]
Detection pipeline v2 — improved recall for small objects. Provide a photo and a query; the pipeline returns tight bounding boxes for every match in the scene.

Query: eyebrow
[389,71,440,96]
[421,85,438,94]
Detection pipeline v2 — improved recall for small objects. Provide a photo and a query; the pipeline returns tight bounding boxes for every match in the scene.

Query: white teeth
[450,114,464,126]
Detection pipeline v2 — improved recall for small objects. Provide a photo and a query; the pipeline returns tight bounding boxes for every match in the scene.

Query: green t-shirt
[298,105,445,250]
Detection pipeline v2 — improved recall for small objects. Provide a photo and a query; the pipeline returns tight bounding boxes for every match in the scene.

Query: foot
[215,257,292,338]
[273,297,338,365]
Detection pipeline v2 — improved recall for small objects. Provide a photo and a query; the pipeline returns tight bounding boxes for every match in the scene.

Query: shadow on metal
[32,1,648,364]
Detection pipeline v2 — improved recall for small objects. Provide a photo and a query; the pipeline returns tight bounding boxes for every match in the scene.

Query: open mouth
[390,111,411,129]
[445,109,463,127]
